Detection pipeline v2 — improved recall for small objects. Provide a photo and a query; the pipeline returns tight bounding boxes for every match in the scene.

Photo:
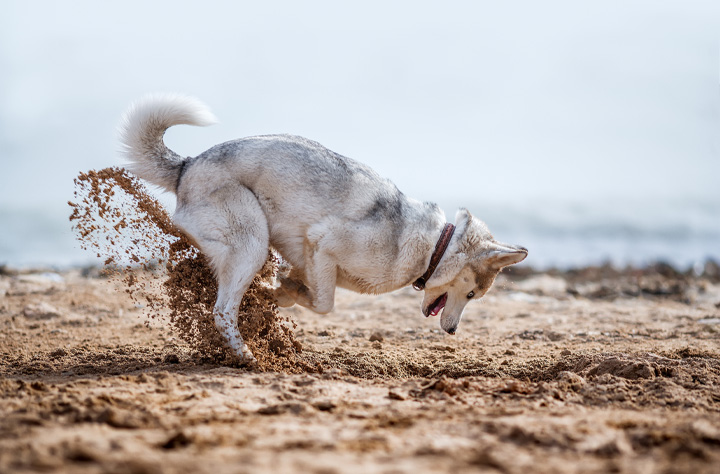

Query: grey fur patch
[174,157,191,192]
[364,192,405,222]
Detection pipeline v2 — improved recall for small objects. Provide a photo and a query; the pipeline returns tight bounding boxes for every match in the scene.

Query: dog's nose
[445,326,457,335]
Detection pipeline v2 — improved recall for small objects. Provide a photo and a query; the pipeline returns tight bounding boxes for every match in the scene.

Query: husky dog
[119,94,528,363]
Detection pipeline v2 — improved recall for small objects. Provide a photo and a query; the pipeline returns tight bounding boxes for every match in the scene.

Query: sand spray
[69,167,305,371]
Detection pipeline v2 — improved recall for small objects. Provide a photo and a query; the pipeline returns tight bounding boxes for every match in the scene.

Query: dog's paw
[228,350,257,368]
[275,259,292,279]
[271,287,296,307]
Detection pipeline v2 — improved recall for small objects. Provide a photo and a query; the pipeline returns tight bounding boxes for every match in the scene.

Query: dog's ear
[454,208,472,232]
[453,208,474,252]
[454,208,495,253]
[487,243,528,269]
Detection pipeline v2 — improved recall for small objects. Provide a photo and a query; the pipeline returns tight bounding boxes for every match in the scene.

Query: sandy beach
[1,263,719,473]
[2,2,718,472]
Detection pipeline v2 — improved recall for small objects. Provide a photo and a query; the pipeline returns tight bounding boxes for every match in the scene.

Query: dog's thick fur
[119,94,528,363]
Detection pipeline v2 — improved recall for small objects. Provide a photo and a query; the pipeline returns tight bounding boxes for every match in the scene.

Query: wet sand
[1,264,719,473]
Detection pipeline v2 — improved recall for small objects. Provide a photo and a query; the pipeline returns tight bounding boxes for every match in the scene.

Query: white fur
[118,94,217,191]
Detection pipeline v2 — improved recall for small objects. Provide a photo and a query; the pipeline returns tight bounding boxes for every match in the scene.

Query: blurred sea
[2,2,717,272]
[1,197,717,271]
[466,197,720,270]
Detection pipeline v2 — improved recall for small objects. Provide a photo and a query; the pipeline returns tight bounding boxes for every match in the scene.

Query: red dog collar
[412,223,455,291]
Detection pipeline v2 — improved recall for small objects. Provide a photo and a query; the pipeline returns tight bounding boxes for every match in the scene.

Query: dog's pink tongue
[430,293,447,316]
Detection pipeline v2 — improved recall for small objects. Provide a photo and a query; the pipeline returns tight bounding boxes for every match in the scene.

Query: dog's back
[118,94,422,239]
[178,133,440,284]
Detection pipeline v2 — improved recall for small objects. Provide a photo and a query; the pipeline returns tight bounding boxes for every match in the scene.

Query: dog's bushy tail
[118,94,217,192]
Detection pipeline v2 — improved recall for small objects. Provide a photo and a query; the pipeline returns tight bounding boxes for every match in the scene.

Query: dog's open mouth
[425,293,447,317]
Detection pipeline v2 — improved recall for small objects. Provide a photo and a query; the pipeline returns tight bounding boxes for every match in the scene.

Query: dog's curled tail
[118,93,217,192]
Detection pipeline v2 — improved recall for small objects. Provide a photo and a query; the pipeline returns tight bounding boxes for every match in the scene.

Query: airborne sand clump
[68,167,304,371]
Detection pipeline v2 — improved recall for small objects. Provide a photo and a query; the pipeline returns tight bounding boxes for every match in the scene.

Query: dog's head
[421,208,527,334]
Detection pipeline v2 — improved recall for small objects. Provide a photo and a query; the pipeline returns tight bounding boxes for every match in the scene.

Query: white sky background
[1,0,718,219]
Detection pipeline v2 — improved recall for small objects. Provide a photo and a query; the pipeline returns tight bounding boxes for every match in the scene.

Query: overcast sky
[1,0,718,217]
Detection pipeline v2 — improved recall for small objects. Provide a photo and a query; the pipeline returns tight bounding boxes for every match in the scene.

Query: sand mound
[68,167,304,371]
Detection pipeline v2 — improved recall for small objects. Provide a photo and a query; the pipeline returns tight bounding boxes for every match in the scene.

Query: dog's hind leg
[174,186,269,364]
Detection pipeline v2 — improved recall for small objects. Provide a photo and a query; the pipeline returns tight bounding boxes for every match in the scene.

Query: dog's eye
[467,291,475,299]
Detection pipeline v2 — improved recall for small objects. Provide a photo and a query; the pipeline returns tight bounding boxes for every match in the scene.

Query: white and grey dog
[119,94,528,363]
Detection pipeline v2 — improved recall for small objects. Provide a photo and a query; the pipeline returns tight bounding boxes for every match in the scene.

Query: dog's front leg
[272,249,337,314]
[271,283,298,308]
[272,250,337,314]
[271,267,307,308]
[271,226,338,314]
[297,231,338,314]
